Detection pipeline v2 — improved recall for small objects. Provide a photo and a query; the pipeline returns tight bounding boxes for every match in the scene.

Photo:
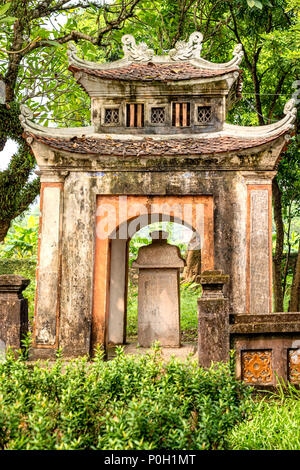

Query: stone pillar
[60,173,95,357]
[197,270,230,367]
[0,275,30,355]
[244,174,274,313]
[33,170,67,355]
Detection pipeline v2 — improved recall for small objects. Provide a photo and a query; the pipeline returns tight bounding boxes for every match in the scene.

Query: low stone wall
[0,258,37,321]
[197,270,300,388]
[0,275,30,355]
[230,313,300,387]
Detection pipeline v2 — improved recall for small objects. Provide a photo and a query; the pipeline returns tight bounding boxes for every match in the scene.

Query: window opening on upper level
[172,102,190,127]
[126,103,144,128]
[197,106,212,124]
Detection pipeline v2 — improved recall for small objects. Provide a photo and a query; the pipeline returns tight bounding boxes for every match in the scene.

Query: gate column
[197,270,230,367]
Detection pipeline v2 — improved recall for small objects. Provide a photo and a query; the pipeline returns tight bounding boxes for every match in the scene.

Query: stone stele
[132,231,185,347]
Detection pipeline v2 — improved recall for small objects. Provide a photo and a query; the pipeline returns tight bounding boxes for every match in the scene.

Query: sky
[0,139,18,170]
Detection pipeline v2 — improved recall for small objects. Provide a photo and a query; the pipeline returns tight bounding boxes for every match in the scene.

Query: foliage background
[0,0,299,309]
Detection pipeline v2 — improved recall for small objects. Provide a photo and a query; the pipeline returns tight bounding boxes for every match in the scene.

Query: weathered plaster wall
[54,169,250,356]
[59,175,95,356]
[28,136,282,358]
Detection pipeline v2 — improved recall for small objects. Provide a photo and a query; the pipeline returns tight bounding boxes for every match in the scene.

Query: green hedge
[0,348,252,450]
[0,258,36,277]
[0,258,37,320]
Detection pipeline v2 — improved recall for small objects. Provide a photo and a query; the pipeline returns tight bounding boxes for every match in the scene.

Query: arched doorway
[92,195,214,353]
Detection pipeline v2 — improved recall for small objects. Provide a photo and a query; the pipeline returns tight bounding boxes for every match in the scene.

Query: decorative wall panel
[288,349,300,384]
[242,350,272,384]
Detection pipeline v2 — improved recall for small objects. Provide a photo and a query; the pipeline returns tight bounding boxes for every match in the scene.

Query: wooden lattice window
[197,106,212,124]
[172,102,190,127]
[104,108,119,125]
[126,103,144,127]
[151,107,165,124]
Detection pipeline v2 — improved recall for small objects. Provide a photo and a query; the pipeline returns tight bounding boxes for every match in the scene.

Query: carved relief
[249,189,270,313]
[169,32,203,60]
[121,34,154,62]
[288,349,300,384]
[242,350,272,384]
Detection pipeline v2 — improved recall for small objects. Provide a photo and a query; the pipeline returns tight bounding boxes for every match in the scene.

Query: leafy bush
[0,210,38,320]
[127,280,138,338]
[228,382,300,450]
[0,347,251,450]
[0,215,38,259]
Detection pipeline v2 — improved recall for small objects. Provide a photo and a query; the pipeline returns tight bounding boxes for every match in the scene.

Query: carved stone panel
[288,349,300,384]
[137,269,181,347]
[249,189,270,313]
[133,231,185,348]
[241,350,273,384]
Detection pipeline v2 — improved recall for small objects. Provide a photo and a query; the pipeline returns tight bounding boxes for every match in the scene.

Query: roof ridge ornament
[67,42,78,62]
[169,32,203,60]
[67,42,91,68]
[19,104,95,139]
[19,104,33,125]
[232,44,244,66]
[121,34,154,62]
[284,98,297,129]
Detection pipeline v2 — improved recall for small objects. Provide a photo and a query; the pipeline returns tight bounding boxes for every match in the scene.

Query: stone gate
[16,32,299,384]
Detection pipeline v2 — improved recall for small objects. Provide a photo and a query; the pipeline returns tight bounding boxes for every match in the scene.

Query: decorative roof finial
[232,44,244,65]
[169,31,203,61]
[283,98,297,130]
[19,104,33,126]
[67,42,78,64]
[121,34,154,62]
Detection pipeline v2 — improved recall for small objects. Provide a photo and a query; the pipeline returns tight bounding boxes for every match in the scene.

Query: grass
[227,383,300,450]
[126,280,200,341]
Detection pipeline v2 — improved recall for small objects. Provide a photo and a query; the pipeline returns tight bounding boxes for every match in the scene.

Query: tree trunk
[0,220,11,243]
[182,248,201,282]
[272,178,284,312]
[289,245,300,312]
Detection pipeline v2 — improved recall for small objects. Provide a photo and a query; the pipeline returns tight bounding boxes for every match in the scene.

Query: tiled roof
[27,131,287,156]
[69,62,239,82]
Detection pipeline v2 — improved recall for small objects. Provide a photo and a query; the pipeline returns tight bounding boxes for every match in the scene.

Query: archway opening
[126,221,201,347]
[95,195,214,355]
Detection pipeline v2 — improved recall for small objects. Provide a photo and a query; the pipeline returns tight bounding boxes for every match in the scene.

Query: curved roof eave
[19,98,296,143]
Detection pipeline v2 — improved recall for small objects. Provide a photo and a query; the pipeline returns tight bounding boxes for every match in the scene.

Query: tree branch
[267,73,287,123]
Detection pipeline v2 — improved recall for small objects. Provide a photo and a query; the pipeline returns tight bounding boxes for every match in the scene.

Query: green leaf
[1,16,18,24]
[247,0,255,6]
[254,0,263,8]
[0,3,11,16]
[45,40,62,47]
